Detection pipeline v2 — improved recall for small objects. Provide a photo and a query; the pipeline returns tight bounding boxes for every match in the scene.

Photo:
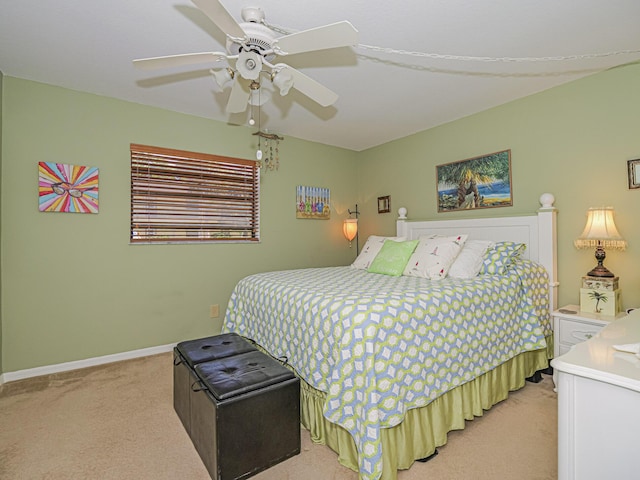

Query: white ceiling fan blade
[191,0,246,40]
[284,67,338,107]
[226,78,251,113]
[274,21,358,56]
[133,52,227,70]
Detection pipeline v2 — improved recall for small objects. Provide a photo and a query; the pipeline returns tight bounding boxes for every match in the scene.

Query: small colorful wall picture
[38,162,99,213]
[296,185,330,219]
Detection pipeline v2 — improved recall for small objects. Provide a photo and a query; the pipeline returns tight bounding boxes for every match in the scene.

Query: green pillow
[367,239,419,277]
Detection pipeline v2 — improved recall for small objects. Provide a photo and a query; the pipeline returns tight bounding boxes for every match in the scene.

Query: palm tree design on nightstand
[588,291,609,313]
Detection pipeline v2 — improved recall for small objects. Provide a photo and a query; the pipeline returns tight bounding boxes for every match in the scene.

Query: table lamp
[574,207,626,277]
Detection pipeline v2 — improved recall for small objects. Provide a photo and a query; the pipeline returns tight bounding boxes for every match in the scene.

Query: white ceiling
[1,0,639,151]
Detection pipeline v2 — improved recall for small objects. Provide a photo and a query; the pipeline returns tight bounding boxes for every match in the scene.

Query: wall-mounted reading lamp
[343,204,360,255]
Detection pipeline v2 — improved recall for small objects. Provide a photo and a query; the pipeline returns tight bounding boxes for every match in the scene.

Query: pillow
[403,234,468,280]
[367,239,419,277]
[480,241,526,275]
[352,235,406,270]
[448,240,495,279]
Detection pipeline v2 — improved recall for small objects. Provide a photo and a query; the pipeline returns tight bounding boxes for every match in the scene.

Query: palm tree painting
[588,290,609,313]
[436,150,512,212]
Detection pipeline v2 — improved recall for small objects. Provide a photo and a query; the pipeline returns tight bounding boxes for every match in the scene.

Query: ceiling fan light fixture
[249,88,271,106]
[248,81,271,106]
[211,67,234,89]
[237,50,263,80]
[272,67,294,96]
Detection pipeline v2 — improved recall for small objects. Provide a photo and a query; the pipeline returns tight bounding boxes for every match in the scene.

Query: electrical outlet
[210,304,219,318]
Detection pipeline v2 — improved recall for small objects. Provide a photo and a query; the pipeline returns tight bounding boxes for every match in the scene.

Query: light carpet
[0,353,557,479]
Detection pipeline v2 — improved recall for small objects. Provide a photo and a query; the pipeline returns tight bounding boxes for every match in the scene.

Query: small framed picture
[627,159,640,189]
[377,195,390,214]
[296,185,330,219]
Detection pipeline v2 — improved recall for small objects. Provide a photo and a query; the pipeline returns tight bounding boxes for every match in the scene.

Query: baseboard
[0,343,176,385]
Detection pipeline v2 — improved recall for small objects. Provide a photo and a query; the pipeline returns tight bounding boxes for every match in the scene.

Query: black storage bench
[173,334,300,480]
[173,333,258,433]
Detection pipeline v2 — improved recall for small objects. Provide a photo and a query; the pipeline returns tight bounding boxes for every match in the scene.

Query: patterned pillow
[480,241,526,275]
[352,235,406,270]
[403,234,468,280]
[367,240,419,277]
[448,240,495,279]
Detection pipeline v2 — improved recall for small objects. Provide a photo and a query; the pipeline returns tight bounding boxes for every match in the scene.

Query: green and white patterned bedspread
[223,260,549,480]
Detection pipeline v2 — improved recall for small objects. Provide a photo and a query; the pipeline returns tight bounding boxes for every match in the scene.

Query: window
[130,144,260,243]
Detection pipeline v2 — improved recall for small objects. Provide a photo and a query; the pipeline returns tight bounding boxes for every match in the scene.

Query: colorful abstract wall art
[296,185,330,219]
[38,162,99,213]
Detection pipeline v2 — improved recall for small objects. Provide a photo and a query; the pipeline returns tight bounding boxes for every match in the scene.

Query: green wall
[358,62,640,311]
[0,70,4,375]
[2,63,639,374]
[1,77,358,372]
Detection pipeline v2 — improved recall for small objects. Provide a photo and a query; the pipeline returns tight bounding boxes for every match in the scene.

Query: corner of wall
[0,69,4,376]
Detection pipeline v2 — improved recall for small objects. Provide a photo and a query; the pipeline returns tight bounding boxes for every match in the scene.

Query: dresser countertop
[551,309,640,393]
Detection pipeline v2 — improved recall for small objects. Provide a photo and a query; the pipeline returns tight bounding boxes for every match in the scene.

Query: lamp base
[586,264,615,277]
[586,245,615,277]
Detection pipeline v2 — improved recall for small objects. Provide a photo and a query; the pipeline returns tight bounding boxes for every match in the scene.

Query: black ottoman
[191,350,300,480]
[173,333,257,433]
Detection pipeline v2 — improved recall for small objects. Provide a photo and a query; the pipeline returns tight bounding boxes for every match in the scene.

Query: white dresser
[551,310,640,480]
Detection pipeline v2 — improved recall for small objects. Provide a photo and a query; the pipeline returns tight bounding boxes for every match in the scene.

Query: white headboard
[396,193,558,313]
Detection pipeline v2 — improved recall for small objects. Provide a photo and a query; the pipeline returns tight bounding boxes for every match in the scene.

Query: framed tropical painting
[436,149,512,212]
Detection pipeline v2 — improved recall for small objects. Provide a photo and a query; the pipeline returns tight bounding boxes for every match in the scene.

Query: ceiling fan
[133,0,359,114]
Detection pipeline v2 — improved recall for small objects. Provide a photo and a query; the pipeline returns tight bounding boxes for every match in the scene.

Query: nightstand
[553,304,627,357]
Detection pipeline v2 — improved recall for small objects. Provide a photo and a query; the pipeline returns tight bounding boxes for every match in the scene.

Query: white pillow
[352,235,407,270]
[448,240,495,279]
[403,234,468,280]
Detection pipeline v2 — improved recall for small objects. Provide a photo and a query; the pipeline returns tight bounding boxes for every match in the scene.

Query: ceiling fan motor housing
[226,20,277,62]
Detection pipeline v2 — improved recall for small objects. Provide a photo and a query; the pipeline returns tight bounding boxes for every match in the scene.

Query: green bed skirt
[299,338,553,480]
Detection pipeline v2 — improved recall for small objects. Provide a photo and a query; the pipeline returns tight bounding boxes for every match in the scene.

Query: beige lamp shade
[574,207,626,250]
[343,218,358,242]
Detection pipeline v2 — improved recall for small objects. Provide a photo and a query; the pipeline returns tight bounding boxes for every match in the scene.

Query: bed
[222,194,558,480]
